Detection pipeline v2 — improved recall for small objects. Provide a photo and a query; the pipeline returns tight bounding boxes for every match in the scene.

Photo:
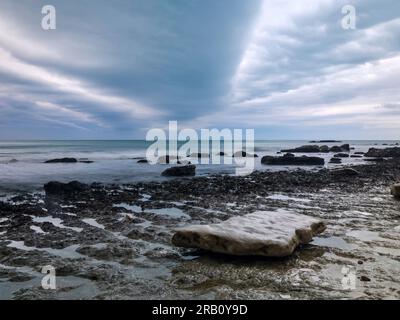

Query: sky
[0,0,400,140]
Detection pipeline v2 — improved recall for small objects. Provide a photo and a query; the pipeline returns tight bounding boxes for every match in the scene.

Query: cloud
[0,0,400,139]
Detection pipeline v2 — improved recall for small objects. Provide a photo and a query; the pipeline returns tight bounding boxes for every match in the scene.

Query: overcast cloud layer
[0,0,399,139]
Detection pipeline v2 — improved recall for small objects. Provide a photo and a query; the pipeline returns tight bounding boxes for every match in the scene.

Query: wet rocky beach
[1,159,400,300]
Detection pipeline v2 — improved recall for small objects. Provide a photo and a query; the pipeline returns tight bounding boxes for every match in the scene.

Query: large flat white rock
[172,210,326,257]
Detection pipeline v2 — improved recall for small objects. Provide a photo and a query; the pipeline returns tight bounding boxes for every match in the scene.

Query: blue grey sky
[0,0,400,139]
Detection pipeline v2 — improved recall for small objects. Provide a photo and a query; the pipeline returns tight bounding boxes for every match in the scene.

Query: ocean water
[0,140,397,192]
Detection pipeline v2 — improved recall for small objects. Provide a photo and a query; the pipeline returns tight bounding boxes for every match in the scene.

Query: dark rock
[8,159,18,163]
[137,159,149,164]
[360,275,371,282]
[329,146,342,152]
[350,155,363,158]
[283,153,295,157]
[157,155,179,164]
[44,158,78,163]
[354,152,365,155]
[261,155,324,166]
[330,168,359,176]
[364,158,385,162]
[190,153,209,158]
[334,153,349,158]
[365,147,400,158]
[329,158,342,164]
[44,181,89,195]
[281,145,321,153]
[162,165,196,177]
[321,140,341,143]
[391,184,400,199]
[340,144,350,152]
[319,145,330,153]
[233,151,258,157]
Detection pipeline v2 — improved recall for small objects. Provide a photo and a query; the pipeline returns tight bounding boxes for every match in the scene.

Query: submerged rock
[157,155,179,164]
[162,165,196,177]
[334,153,350,158]
[261,155,324,166]
[44,181,89,195]
[137,159,149,164]
[172,210,326,257]
[189,153,209,158]
[281,145,321,153]
[329,158,342,164]
[391,184,400,199]
[44,158,78,163]
[232,151,258,158]
[330,144,350,153]
[365,147,400,158]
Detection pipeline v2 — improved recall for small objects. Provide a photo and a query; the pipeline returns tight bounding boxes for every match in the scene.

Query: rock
[283,153,295,157]
[329,158,342,164]
[334,153,349,158]
[8,159,18,163]
[44,158,78,163]
[319,140,342,143]
[79,160,94,163]
[172,210,326,257]
[319,145,330,153]
[44,181,89,195]
[190,153,209,158]
[329,146,342,152]
[365,147,400,158]
[137,159,149,164]
[281,145,321,153]
[340,144,350,152]
[391,184,400,199]
[309,140,341,143]
[354,152,365,155]
[350,155,362,158]
[360,275,371,282]
[330,168,359,176]
[261,155,324,166]
[218,152,226,156]
[364,158,385,162]
[157,155,179,164]
[162,165,196,177]
[233,151,258,157]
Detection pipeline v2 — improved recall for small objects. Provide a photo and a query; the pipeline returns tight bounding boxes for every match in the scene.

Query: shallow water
[1,140,397,192]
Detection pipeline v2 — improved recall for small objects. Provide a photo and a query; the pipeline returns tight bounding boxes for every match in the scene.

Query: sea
[0,140,397,192]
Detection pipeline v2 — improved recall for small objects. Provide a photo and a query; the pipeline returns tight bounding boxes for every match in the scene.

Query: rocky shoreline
[1,159,400,299]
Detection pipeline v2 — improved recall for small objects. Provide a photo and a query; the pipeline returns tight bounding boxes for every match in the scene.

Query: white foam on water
[0,218,9,223]
[140,194,151,202]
